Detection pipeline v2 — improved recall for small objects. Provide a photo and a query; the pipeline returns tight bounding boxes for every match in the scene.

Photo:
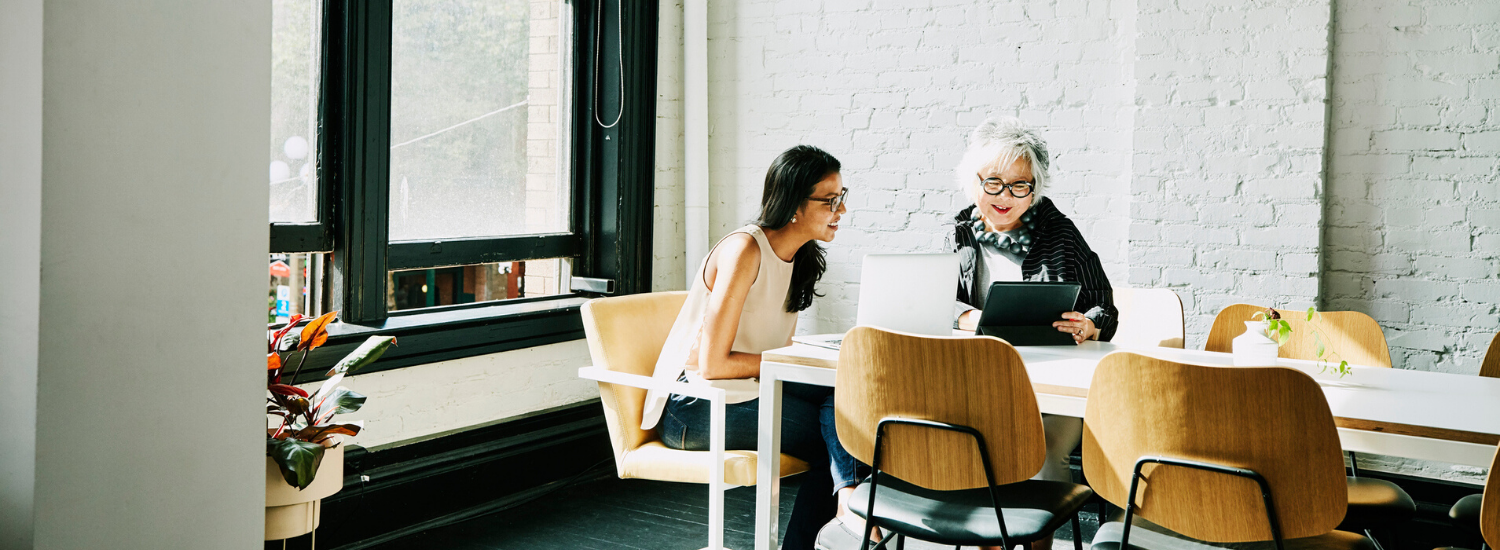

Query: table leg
[709,390,726,550]
[754,371,784,550]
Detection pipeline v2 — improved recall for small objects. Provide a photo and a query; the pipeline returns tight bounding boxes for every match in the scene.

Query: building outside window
[267,0,657,378]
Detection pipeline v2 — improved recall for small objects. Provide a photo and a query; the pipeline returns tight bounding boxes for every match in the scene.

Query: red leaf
[272,314,305,343]
[293,423,362,442]
[267,353,282,371]
[268,384,309,398]
[298,311,339,351]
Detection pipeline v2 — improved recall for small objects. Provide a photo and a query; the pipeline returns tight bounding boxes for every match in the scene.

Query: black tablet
[975,281,1083,346]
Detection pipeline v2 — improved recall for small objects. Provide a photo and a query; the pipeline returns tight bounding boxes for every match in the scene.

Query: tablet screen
[976,281,1082,327]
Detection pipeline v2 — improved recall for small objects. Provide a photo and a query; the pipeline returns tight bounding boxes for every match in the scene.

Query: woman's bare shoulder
[704,232,761,289]
[716,233,760,269]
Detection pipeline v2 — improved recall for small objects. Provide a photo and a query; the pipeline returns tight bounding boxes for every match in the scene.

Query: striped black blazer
[950,196,1119,341]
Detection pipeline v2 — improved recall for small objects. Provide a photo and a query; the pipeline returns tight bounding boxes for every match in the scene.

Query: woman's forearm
[698,351,763,380]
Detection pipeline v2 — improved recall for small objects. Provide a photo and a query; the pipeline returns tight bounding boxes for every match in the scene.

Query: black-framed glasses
[976,174,1034,198]
[806,187,849,212]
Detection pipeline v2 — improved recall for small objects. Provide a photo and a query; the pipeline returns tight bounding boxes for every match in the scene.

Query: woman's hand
[957,309,982,332]
[1053,312,1096,345]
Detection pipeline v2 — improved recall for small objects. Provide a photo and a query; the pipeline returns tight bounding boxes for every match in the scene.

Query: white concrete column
[0,0,44,546]
[23,2,272,548]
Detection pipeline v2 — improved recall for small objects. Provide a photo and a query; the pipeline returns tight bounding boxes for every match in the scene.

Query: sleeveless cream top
[640,225,798,430]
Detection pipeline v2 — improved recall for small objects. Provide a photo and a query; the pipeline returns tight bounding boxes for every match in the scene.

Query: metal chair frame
[858,416,1085,550]
[1118,456,1286,550]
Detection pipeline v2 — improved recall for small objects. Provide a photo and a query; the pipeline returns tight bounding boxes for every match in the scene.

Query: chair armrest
[578,366,725,401]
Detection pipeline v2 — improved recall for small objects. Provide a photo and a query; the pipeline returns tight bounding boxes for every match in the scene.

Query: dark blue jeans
[661,382,862,550]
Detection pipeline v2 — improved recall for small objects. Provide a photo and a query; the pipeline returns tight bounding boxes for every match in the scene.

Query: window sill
[282,295,591,384]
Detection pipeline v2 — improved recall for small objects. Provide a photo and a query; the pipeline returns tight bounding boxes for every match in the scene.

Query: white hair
[954,117,1050,198]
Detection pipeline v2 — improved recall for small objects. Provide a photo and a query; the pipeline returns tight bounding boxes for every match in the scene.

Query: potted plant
[265,311,396,540]
[1235,307,1351,376]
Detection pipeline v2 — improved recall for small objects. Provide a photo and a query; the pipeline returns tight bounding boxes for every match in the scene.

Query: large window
[269,0,657,379]
[387,0,571,241]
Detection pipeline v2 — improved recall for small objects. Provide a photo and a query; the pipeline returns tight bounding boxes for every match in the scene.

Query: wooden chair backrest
[1082,351,1347,543]
[581,292,689,468]
[1205,304,1392,368]
[1482,445,1500,548]
[835,326,1045,491]
[1112,288,1185,349]
[1480,331,1500,379]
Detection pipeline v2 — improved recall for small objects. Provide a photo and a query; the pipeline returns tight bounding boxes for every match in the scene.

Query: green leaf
[328,388,366,414]
[325,336,397,376]
[1251,311,1266,322]
[1314,332,1325,358]
[266,437,326,489]
[1306,307,1315,322]
[1339,360,1350,377]
[1277,323,1291,345]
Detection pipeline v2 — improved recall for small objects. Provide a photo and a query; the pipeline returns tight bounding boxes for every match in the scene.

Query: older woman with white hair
[949,117,1117,550]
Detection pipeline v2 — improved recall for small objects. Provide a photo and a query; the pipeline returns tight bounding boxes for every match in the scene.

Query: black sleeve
[1066,229,1118,341]
[950,224,977,308]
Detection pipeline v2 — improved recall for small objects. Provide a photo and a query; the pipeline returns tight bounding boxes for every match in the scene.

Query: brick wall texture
[653,0,1500,480]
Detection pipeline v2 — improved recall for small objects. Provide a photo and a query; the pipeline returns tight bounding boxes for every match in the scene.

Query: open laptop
[793,253,958,350]
[975,281,1082,346]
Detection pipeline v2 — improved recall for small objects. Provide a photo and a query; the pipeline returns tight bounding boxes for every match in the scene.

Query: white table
[752,340,1500,550]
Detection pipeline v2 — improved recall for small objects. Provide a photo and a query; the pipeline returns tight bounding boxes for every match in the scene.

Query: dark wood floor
[368,471,1101,550]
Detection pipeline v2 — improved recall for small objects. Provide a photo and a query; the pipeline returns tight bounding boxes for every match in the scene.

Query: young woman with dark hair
[640,145,862,549]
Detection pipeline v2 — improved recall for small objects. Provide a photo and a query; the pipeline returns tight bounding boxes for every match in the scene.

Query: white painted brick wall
[1325,0,1500,407]
[1129,0,1331,345]
[643,0,1500,481]
[697,0,1136,334]
[654,0,687,291]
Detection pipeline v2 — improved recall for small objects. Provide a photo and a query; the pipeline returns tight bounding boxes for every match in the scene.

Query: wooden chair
[1205,304,1392,368]
[1440,445,1500,550]
[834,326,1094,550]
[1206,304,1413,548]
[1445,332,1500,547]
[1111,288,1185,348]
[1479,331,1500,379]
[576,292,809,550]
[1083,351,1375,550]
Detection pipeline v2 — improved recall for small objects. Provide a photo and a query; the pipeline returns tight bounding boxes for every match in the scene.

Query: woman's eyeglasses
[977,174,1034,198]
[806,187,849,212]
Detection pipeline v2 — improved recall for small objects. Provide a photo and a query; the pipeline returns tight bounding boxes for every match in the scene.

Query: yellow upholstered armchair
[577,291,808,550]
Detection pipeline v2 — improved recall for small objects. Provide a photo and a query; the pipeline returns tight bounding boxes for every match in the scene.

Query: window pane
[269,253,329,324]
[388,0,572,241]
[387,259,570,312]
[269,0,322,223]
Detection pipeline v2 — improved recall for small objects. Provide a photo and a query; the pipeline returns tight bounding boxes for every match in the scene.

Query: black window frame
[269,0,656,382]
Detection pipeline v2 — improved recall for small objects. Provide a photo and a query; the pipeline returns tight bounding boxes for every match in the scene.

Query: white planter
[265,444,344,541]
[1233,320,1281,366]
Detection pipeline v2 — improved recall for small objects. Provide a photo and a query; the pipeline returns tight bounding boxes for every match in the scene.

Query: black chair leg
[894,534,904,550]
[1363,528,1385,550]
[1072,512,1084,550]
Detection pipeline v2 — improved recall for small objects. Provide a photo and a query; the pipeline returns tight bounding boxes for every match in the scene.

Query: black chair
[1083,351,1377,550]
[1436,445,1499,550]
[832,327,1094,550]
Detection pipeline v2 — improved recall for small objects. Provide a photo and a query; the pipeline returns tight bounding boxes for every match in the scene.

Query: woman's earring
[791,216,797,223]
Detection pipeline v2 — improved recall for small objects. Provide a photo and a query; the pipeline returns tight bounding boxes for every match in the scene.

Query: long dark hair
[755,145,839,313]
